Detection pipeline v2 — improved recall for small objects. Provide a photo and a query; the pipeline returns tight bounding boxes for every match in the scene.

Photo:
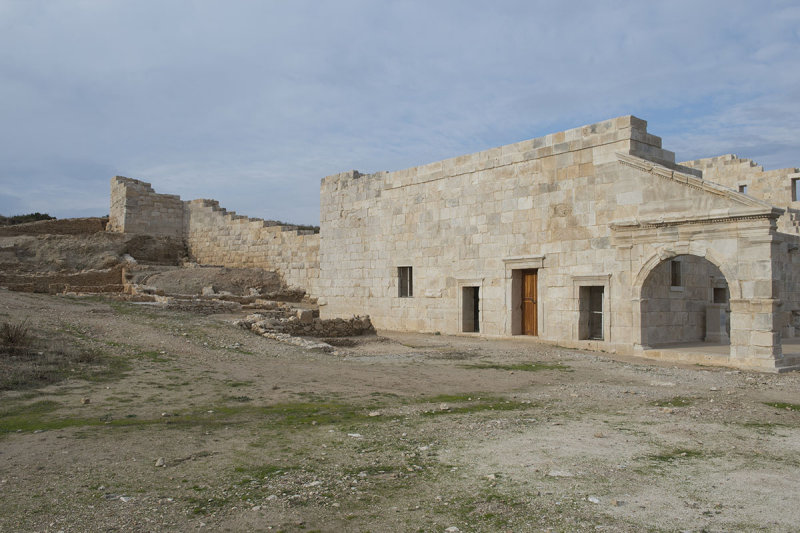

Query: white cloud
[0,0,798,222]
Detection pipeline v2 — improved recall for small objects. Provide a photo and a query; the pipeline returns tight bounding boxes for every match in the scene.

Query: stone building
[109,115,800,372]
[317,116,800,372]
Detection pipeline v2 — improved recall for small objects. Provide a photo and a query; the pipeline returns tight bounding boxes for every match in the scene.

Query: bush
[0,212,56,226]
[1,321,30,349]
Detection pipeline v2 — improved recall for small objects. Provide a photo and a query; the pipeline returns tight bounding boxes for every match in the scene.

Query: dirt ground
[1,290,799,532]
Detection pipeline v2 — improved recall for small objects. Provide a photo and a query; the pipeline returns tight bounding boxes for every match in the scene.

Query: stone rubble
[234,309,375,353]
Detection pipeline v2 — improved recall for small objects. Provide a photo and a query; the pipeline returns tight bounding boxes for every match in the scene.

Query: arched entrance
[640,254,730,349]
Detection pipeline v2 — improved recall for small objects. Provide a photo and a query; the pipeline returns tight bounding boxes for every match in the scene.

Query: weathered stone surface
[108,115,800,372]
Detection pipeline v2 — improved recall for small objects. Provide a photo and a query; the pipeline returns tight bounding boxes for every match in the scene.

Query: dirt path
[1,290,799,532]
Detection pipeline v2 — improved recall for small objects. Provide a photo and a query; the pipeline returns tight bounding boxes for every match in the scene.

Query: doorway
[461,286,480,333]
[579,286,604,340]
[522,269,538,336]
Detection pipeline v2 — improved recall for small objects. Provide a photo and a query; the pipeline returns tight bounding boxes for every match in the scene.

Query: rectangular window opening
[713,287,728,304]
[670,260,682,287]
[398,266,413,297]
[738,184,748,194]
[793,178,799,202]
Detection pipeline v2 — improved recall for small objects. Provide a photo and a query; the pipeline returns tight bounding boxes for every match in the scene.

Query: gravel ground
[1,289,799,532]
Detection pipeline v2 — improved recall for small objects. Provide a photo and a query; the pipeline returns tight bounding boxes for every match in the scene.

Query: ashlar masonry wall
[109,177,319,293]
[681,155,800,233]
[319,115,794,371]
[680,156,800,338]
[319,116,680,340]
[184,199,319,293]
[107,177,184,238]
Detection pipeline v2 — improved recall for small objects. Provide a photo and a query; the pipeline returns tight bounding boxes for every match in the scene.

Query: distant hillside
[0,213,55,226]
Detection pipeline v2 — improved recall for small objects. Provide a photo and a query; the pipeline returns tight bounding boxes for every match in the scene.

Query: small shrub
[0,212,55,225]
[1,321,31,351]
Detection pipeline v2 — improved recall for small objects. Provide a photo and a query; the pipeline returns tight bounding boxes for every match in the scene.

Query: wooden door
[522,269,538,336]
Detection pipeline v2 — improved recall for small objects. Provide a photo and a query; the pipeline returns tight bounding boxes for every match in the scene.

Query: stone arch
[637,251,732,348]
[632,244,739,300]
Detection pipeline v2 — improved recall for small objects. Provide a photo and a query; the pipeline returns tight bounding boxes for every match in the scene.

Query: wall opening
[461,286,480,333]
[579,286,604,340]
[713,287,728,304]
[641,254,730,347]
[398,266,413,297]
[511,269,538,336]
[670,260,682,287]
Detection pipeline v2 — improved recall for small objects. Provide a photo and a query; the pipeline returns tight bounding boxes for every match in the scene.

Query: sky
[1,1,799,225]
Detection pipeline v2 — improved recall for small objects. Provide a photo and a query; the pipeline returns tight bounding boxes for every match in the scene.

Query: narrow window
[713,287,727,304]
[738,184,748,194]
[670,260,682,287]
[398,266,413,297]
[792,178,799,202]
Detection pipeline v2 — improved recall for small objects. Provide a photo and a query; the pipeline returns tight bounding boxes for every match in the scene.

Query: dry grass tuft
[0,322,110,390]
[1,320,31,351]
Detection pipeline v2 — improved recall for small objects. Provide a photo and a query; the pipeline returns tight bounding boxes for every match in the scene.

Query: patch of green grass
[647,448,703,462]
[224,395,253,403]
[186,495,231,515]
[225,380,253,388]
[0,400,386,435]
[733,420,783,436]
[425,393,477,403]
[133,350,171,363]
[0,399,61,418]
[652,396,694,407]
[344,464,398,476]
[234,464,298,480]
[0,330,128,390]
[460,362,569,372]
[444,489,530,531]
[764,401,800,412]
[422,397,536,417]
[107,301,165,320]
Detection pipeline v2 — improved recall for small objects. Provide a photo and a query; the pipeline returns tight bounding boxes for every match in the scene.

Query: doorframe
[503,255,545,336]
[457,278,484,334]
[572,274,611,342]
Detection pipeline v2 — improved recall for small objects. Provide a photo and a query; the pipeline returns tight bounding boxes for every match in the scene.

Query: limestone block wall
[681,155,800,234]
[680,156,800,333]
[184,199,319,293]
[108,177,184,238]
[320,116,678,343]
[108,177,320,294]
[640,255,726,345]
[319,115,792,370]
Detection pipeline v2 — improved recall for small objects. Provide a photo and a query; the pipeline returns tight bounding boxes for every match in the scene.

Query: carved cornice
[611,211,779,231]
[616,152,779,211]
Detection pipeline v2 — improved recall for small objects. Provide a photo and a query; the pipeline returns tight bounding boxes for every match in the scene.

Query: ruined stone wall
[184,199,319,293]
[108,175,319,294]
[108,177,184,238]
[0,264,124,294]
